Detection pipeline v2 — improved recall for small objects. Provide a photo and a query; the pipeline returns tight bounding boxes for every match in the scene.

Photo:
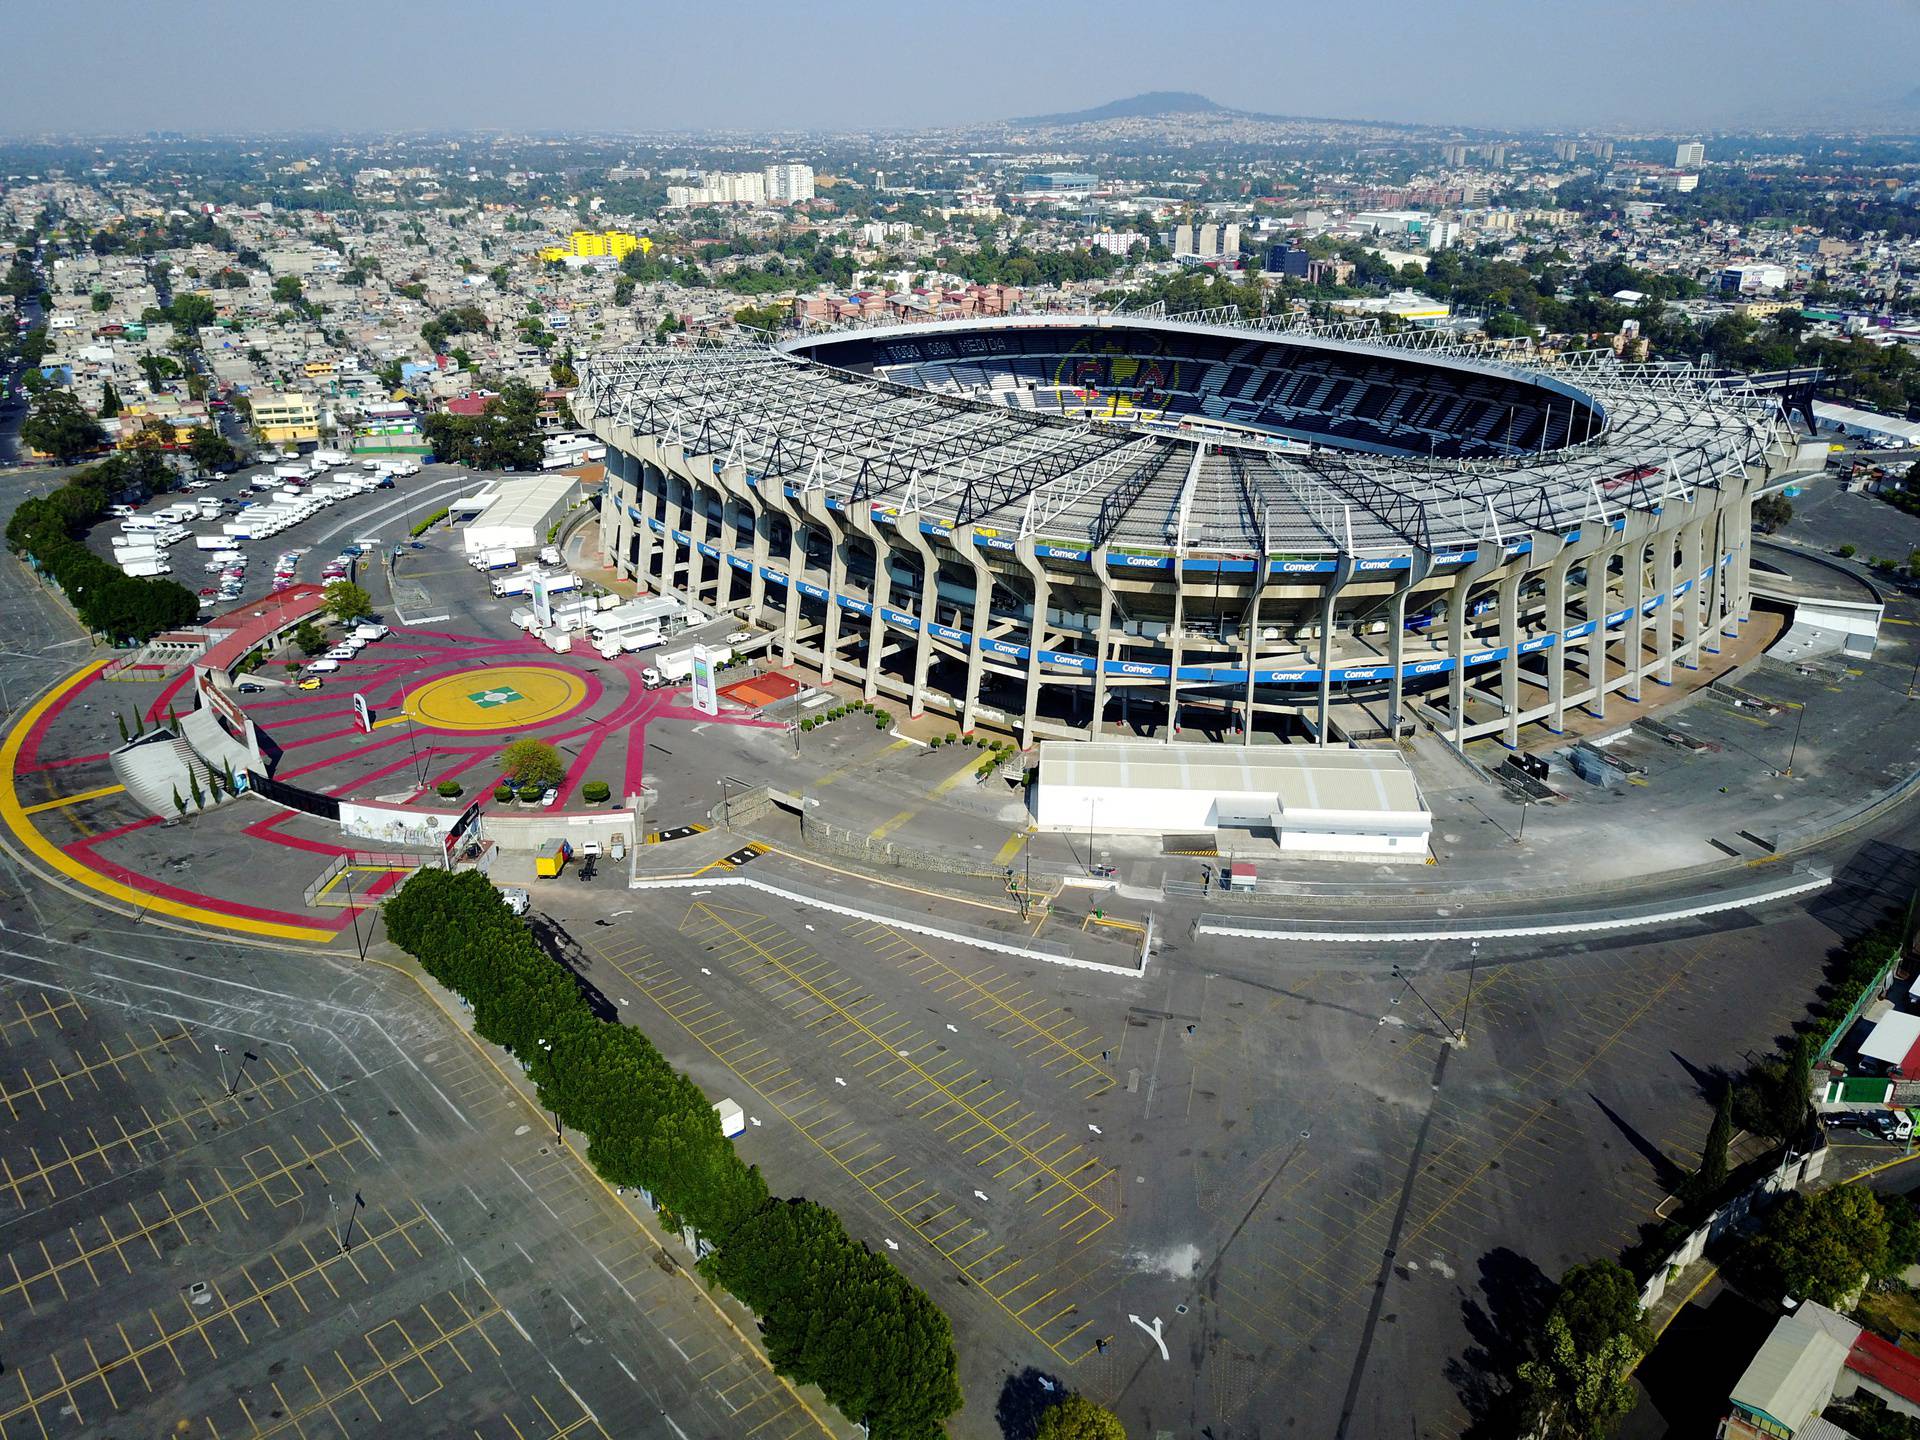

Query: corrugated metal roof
[1729,1313,1852,1434]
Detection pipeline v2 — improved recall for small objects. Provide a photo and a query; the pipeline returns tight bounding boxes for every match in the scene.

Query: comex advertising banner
[690,644,718,717]
[353,692,373,734]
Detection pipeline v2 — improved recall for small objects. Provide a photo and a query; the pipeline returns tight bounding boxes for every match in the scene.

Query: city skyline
[5,0,1919,137]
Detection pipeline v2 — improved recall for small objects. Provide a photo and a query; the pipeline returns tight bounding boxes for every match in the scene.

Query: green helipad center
[408,666,589,732]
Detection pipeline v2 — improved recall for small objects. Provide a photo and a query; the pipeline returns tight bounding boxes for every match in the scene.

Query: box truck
[194,534,235,551]
[121,558,172,577]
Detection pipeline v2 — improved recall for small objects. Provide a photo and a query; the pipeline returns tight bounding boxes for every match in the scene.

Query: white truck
[312,449,349,467]
[642,644,730,688]
[595,625,662,659]
[474,548,517,572]
[490,573,536,598]
[197,496,224,518]
[121,557,172,577]
[273,465,308,482]
[194,534,236,551]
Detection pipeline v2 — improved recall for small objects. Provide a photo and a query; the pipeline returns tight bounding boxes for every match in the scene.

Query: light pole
[717,776,732,830]
[1460,940,1480,1045]
[1515,799,1529,845]
[342,867,369,960]
[1087,798,1098,876]
[227,1049,258,1098]
[337,1189,364,1253]
[1393,965,1458,1043]
[1784,699,1808,777]
[537,1038,562,1147]
[214,1042,230,1094]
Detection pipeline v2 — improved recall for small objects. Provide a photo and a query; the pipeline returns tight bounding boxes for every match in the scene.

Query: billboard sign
[352,692,373,733]
[530,573,554,630]
[690,644,719,717]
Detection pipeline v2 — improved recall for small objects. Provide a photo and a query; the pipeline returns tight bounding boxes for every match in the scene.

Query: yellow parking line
[0,664,333,943]
[22,783,125,815]
[812,738,910,790]
[930,756,988,799]
[869,809,917,841]
[992,831,1028,867]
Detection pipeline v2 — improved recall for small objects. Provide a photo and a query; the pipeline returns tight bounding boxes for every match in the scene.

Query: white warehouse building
[1034,741,1432,859]
[460,475,583,556]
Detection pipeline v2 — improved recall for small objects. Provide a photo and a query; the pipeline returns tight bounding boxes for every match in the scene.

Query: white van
[302,658,340,675]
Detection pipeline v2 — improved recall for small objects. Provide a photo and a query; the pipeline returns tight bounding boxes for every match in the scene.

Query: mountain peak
[1012,92,1237,126]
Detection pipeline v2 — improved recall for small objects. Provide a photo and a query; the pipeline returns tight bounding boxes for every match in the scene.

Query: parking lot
[0,905,849,1440]
[550,834,1915,1439]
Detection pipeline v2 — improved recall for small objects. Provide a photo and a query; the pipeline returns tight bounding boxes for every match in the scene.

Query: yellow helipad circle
[408,666,589,732]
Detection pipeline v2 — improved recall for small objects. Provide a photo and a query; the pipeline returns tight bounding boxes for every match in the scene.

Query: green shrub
[928,735,941,748]
[581,780,610,803]
[1839,543,1857,558]
[875,717,886,729]
[800,717,815,732]
[409,506,450,538]
[518,783,545,803]
[380,869,963,1439]
[436,779,462,799]
[945,732,957,745]
[494,784,514,803]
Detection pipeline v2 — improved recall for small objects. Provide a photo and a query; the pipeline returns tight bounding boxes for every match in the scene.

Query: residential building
[249,392,322,447]
[1722,1299,1920,1439]
[763,163,815,204]
[537,230,645,264]
[1676,140,1706,168]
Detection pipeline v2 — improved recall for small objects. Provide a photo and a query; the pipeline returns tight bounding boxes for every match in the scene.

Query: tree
[138,354,181,389]
[166,292,216,331]
[1551,1259,1654,1358]
[20,390,106,462]
[1746,1186,1892,1306]
[292,621,327,656]
[270,275,304,306]
[90,290,110,313]
[186,426,236,471]
[1694,1088,1733,1201]
[1753,494,1793,532]
[1519,1310,1641,1440]
[1035,1394,1127,1440]
[99,381,121,418]
[324,580,374,623]
[499,738,564,790]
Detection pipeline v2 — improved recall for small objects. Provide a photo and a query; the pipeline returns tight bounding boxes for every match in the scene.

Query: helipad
[407,666,590,732]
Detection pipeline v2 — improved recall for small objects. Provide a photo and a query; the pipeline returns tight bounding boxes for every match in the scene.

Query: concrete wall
[485,808,637,854]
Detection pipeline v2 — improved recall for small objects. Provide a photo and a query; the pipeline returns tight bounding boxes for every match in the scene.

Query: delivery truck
[121,557,172,577]
[641,644,729,689]
[194,534,235,550]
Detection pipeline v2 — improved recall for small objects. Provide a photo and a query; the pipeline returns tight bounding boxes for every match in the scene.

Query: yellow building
[250,392,322,447]
[537,229,643,263]
[116,400,210,449]
[302,359,337,379]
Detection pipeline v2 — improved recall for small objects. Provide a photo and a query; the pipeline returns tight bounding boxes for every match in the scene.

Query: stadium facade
[575,313,1795,747]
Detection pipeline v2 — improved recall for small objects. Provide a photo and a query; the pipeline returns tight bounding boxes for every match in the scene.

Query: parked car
[296,677,324,691]
[540,788,559,808]
[304,659,340,674]
[725,629,752,645]
[237,681,265,694]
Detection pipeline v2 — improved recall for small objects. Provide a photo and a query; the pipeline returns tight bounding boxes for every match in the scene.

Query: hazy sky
[6,0,1917,136]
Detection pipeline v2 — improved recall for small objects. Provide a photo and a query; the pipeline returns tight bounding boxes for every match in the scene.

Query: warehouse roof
[1036,742,1428,821]
[463,474,580,532]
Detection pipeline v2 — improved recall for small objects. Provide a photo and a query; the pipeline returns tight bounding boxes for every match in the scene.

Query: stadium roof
[577,312,1789,559]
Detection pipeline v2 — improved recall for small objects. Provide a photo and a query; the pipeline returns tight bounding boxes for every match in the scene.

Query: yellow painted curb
[0,662,336,943]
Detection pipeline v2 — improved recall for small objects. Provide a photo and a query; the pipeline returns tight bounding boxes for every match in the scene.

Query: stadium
[575,312,1796,747]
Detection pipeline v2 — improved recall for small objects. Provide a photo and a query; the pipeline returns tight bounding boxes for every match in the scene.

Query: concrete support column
[849,509,895,703]
[1540,545,1574,733]
[1654,525,1678,685]
[1679,517,1705,669]
[1705,503,1731,648]
[1242,572,1266,746]
[1496,568,1525,748]
[744,486,771,619]
[1014,541,1052,748]
[760,485,807,667]
[952,527,995,734]
[634,460,660,592]
[1090,549,1120,739]
[1314,559,1355,746]
[816,503,852,686]
[896,517,940,719]
[1623,529,1649,702]
[1445,550,1502,752]
[1731,488,1755,625]
[1167,572,1188,744]
[1584,545,1615,718]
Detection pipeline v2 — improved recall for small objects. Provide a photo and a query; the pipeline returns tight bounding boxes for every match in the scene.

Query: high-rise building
[1675,141,1705,168]
[1553,141,1578,163]
[764,163,816,204]
[1441,144,1469,167]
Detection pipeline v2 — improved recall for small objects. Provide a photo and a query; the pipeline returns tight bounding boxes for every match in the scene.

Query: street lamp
[537,1039,562,1146]
[1783,699,1808,777]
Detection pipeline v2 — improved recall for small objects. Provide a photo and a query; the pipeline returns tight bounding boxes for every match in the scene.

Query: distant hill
[1012,91,1242,126]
